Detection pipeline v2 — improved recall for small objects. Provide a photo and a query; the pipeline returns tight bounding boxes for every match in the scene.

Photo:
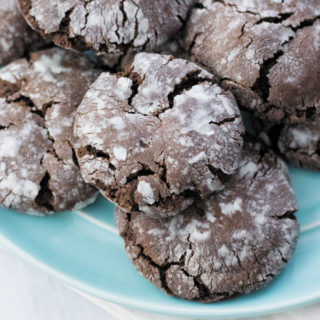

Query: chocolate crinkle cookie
[185,0,320,123]
[0,0,48,65]
[0,48,100,214]
[257,116,320,171]
[74,52,244,218]
[18,0,193,56]
[116,138,299,302]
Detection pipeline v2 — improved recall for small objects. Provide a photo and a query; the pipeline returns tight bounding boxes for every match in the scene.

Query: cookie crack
[251,15,320,106]
[78,145,115,169]
[212,0,260,17]
[153,69,212,117]
[255,12,294,25]
[2,190,13,206]
[276,248,288,264]
[80,1,92,34]
[135,182,199,212]
[125,163,155,185]
[206,164,230,185]
[100,1,147,54]
[0,123,13,130]
[230,248,247,273]
[51,6,91,52]
[127,72,144,107]
[252,252,267,282]
[68,142,80,168]
[193,275,211,300]
[209,115,240,126]
[35,171,54,212]
[10,95,58,119]
[119,0,128,28]
[135,244,175,296]
[251,50,284,102]
[186,31,203,54]
[7,95,73,166]
[271,209,297,221]
[13,97,73,167]
[135,242,212,300]
[158,161,171,191]
[290,16,320,32]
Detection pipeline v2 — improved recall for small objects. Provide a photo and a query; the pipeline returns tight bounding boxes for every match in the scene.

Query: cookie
[185,0,320,123]
[116,138,299,302]
[0,48,100,214]
[74,52,244,218]
[257,117,320,171]
[18,0,193,56]
[0,0,48,65]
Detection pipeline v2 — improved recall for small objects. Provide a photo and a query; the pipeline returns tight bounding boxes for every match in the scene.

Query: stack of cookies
[0,0,318,302]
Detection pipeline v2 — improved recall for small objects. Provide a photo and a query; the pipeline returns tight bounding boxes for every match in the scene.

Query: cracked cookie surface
[74,53,244,217]
[0,48,100,214]
[185,0,320,123]
[0,0,48,65]
[116,138,299,302]
[257,116,320,171]
[18,0,193,58]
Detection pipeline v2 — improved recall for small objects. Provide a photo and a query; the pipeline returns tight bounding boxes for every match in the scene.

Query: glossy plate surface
[0,166,319,319]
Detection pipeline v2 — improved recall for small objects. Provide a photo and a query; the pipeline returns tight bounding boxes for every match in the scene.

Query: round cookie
[74,52,244,218]
[0,0,48,65]
[185,0,320,123]
[18,0,193,56]
[257,117,320,171]
[0,48,100,214]
[116,138,299,302]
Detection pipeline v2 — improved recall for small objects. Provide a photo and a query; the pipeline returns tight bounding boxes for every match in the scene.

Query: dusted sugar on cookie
[116,139,299,302]
[18,0,193,56]
[74,53,244,218]
[0,0,48,65]
[257,117,320,171]
[0,48,100,214]
[185,0,320,123]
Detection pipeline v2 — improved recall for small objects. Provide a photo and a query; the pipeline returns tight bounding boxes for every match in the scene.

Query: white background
[0,245,319,320]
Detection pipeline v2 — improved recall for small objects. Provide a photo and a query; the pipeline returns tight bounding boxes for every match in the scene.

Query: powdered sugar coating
[257,116,320,171]
[185,0,320,123]
[0,0,48,65]
[116,138,299,302]
[75,53,244,217]
[0,48,100,214]
[19,0,192,57]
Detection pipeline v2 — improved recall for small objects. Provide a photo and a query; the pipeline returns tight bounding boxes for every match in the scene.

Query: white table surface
[0,244,319,320]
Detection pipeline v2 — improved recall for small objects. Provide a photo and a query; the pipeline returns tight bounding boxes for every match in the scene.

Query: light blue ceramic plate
[0,166,319,319]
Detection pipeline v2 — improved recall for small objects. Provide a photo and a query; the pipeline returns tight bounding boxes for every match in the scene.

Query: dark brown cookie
[0,0,48,65]
[256,116,320,171]
[185,0,320,123]
[18,0,193,56]
[74,53,244,218]
[116,138,299,302]
[0,48,100,214]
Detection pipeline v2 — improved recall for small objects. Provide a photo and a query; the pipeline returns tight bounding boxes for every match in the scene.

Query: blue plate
[0,166,319,319]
